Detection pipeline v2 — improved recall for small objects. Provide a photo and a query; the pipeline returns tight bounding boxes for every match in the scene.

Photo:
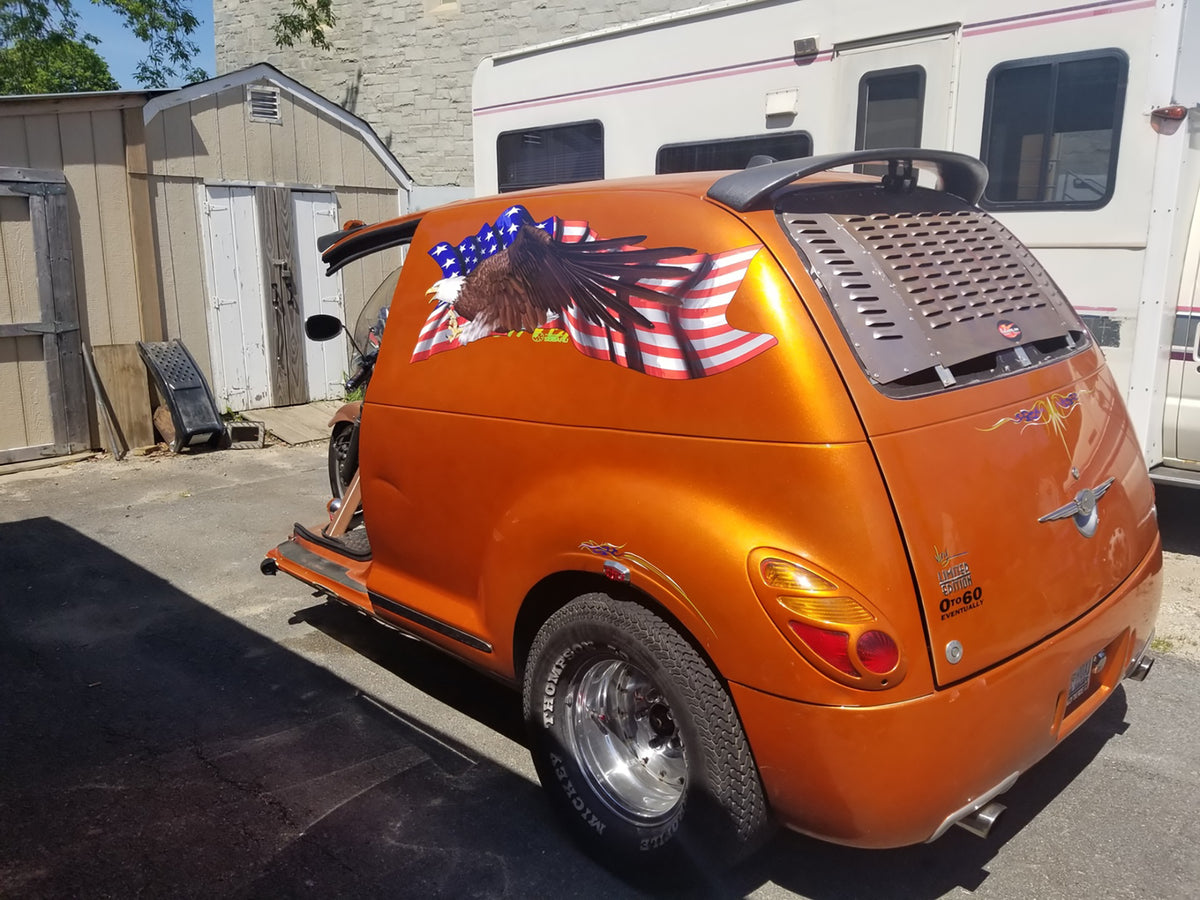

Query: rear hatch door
[772,185,1157,683]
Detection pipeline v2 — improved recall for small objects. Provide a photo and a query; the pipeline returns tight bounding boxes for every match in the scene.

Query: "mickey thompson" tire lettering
[542,644,582,727]
[549,752,606,834]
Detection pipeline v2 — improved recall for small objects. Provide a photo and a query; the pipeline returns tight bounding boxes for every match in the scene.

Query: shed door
[834,27,959,158]
[290,191,347,401]
[0,171,89,464]
[257,186,305,407]
[199,185,272,412]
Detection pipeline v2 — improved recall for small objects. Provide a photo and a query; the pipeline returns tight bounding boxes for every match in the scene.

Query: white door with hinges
[199,185,271,412]
[833,27,958,168]
[291,191,346,402]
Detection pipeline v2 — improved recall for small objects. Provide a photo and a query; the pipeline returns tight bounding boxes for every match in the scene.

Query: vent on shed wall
[246,86,281,123]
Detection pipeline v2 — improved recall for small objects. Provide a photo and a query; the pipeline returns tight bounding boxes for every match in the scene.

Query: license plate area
[1066,649,1107,710]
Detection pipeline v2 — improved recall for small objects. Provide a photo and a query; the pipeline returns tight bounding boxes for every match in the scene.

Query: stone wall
[214,0,703,190]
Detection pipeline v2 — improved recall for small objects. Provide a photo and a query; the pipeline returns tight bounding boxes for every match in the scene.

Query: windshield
[353,266,402,357]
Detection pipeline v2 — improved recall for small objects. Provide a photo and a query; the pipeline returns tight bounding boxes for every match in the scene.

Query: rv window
[496,121,604,192]
[1172,314,1198,351]
[656,132,813,174]
[981,51,1127,210]
[855,67,925,157]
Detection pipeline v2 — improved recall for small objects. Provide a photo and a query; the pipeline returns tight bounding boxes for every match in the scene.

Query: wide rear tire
[523,593,772,874]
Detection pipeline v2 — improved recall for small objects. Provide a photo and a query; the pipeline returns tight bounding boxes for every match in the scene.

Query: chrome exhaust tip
[1126,654,1154,681]
[955,801,1005,839]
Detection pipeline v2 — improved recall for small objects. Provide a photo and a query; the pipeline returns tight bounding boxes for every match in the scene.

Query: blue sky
[76,0,217,90]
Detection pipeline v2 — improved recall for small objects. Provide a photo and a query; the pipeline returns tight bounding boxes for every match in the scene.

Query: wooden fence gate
[0,167,89,465]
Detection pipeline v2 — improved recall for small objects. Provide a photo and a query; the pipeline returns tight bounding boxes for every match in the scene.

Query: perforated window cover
[779,196,1080,385]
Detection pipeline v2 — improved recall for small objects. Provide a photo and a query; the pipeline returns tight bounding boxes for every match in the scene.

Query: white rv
[473,0,1200,484]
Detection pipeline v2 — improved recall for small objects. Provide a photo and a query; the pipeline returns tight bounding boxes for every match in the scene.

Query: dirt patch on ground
[1157,551,1200,662]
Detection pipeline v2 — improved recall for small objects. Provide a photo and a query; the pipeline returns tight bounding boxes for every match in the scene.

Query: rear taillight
[856,630,900,674]
[788,622,857,675]
[749,550,906,690]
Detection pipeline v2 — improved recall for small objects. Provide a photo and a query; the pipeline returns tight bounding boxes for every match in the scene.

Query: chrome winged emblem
[1038,477,1116,538]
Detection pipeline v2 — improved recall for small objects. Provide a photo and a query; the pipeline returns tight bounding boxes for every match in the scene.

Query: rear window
[777,184,1089,397]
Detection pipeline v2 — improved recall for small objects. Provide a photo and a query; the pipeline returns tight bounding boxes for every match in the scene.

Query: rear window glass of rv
[981,50,1127,210]
[656,132,812,174]
[854,67,925,175]
[496,121,604,192]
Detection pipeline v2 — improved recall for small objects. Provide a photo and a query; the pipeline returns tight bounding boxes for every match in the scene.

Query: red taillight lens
[856,630,899,674]
[789,621,857,676]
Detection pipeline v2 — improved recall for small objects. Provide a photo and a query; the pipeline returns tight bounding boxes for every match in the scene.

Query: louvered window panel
[777,185,1087,395]
[247,86,281,123]
[496,121,603,193]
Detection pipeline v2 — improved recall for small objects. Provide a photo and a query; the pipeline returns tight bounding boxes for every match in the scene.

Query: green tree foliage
[0,33,119,93]
[0,0,209,93]
[1,0,337,95]
[272,0,336,51]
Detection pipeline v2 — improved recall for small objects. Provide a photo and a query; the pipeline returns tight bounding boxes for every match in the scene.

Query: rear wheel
[523,593,771,872]
[328,422,354,499]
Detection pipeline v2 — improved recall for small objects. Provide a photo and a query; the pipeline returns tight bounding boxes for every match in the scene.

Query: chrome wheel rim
[566,657,686,821]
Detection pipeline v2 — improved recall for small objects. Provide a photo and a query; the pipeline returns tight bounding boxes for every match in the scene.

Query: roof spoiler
[706,148,989,211]
[319,217,422,275]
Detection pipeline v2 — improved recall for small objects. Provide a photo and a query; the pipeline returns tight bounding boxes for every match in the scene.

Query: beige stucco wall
[213,0,701,188]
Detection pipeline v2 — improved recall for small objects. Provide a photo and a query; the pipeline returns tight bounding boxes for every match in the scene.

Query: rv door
[1165,305,1200,465]
[833,26,960,158]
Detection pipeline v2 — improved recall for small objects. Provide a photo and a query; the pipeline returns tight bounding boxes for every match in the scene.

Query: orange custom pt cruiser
[262,149,1161,871]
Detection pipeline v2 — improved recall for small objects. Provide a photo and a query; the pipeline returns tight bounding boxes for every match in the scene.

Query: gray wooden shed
[142,63,412,412]
[1,66,412,465]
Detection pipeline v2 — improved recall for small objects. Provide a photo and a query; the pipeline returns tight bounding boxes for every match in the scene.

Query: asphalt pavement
[1,443,1197,899]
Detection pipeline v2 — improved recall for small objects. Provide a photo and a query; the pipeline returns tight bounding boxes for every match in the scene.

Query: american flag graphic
[412,205,776,379]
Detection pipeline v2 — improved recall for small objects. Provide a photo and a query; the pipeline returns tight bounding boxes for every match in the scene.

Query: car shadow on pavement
[0,517,634,899]
[291,599,527,746]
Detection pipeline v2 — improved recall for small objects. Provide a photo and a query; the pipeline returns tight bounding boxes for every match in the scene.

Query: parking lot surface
[1,443,1197,899]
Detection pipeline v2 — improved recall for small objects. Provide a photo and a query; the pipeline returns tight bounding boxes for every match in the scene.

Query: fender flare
[327,401,362,428]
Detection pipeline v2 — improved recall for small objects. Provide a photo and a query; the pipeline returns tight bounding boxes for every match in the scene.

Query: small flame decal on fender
[579,540,711,632]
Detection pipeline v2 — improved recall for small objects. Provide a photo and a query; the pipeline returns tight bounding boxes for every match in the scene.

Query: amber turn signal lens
[760,558,837,593]
[777,594,874,623]
[856,630,900,674]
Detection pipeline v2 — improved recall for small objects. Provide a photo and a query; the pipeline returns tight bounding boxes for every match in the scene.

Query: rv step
[1149,464,1200,490]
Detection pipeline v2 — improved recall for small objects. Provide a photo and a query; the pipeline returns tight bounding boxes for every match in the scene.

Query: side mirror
[305,314,343,342]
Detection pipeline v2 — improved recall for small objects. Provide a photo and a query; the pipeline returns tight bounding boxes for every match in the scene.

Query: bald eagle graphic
[414,205,777,380]
[427,222,700,345]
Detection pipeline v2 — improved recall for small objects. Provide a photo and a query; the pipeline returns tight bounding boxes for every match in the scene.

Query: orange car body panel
[267,168,1162,847]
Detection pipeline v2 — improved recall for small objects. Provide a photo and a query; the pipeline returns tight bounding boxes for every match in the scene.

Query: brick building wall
[214,1,703,193]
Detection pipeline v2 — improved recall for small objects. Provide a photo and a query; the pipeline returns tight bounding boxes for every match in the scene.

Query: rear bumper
[731,534,1162,848]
